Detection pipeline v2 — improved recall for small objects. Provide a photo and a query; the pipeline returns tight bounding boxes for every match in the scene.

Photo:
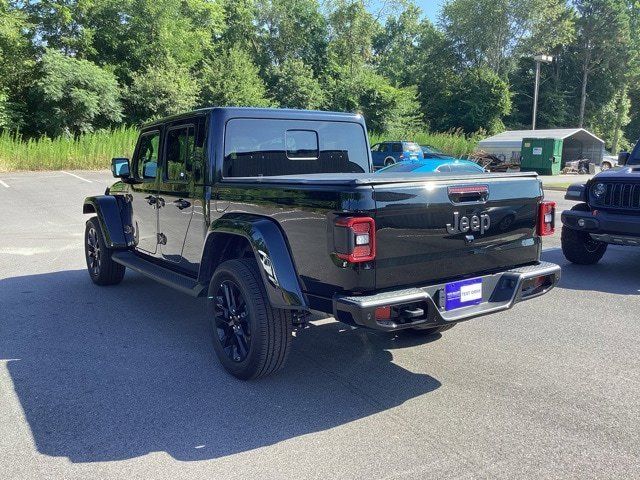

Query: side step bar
[112,251,206,297]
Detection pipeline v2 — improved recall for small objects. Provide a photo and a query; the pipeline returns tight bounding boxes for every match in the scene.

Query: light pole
[532,54,553,130]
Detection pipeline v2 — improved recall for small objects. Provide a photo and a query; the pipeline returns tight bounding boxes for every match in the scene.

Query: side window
[371,143,380,152]
[165,125,195,182]
[193,117,207,182]
[392,143,402,153]
[382,143,390,152]
[135,131,160,180]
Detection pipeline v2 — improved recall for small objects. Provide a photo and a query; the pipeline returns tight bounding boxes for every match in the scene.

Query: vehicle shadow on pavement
[0,269,441,463]
[542,248,640,295]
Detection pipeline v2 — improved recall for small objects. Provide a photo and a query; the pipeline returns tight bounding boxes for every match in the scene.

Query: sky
[414,0,446,21]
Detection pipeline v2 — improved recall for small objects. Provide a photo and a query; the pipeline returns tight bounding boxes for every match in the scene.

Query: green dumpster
[520,138,563,175]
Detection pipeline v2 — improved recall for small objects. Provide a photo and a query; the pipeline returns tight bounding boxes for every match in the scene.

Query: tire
[408,324,456,336]
[384,157,396,167]
[208,258,293,380]
[84,217,126,285]
[561,215,608,265]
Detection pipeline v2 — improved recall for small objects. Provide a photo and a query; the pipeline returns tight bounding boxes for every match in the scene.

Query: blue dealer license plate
[445,278,483,311]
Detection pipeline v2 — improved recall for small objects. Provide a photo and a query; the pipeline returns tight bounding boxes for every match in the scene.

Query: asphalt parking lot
[1,171,639,479]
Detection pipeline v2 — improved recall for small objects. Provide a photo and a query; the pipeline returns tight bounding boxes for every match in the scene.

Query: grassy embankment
[0,127,139,172]
[0,127,479,172]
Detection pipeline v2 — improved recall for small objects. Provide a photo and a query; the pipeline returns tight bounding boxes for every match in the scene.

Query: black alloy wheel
[208,258,293,380]
[86,226,102,276]
[84,217,126,285]
[214,280,251,363]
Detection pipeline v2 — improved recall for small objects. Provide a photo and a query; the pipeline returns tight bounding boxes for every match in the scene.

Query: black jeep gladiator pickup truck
[562,147,640,264]
[83,107,560,379]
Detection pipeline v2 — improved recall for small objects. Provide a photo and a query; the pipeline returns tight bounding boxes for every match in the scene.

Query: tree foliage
[0,0,639,150]
[270,58,325,109]
[200,47,274,108]
[30,50,122,136]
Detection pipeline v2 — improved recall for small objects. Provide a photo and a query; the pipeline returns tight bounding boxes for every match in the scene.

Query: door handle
[144,195,157,205]
[173,199,191,210]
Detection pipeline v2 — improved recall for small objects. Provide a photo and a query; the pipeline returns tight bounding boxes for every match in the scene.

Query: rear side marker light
[538,201,556,236]
[334,216,376,263]
[375,306,391,320]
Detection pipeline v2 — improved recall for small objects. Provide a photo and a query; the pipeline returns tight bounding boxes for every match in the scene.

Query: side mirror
[111,157,130,178]
[618,151,630,166]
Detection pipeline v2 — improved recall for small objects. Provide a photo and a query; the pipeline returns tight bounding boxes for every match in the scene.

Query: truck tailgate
[372,175,543,290]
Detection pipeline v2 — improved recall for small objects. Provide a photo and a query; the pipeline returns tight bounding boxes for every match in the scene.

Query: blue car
[376,158,485,174]
[370,141,423,169]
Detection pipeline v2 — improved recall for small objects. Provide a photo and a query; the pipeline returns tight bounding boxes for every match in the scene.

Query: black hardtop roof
[142,107,364,129]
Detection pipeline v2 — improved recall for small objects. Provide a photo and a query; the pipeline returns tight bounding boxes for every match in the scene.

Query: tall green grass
[0,126,139,172]
[369,130,480,158]
[0,126,481,172]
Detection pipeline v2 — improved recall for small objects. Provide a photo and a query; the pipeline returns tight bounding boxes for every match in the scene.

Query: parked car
[83,107,560,380]
[600,152,618,171]
[370,141,423,168]
[376,158,485,174]
[561,149,640,264]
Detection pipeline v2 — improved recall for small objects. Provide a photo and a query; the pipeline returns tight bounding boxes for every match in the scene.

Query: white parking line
[61,171,92,183]
[0,180,9,188]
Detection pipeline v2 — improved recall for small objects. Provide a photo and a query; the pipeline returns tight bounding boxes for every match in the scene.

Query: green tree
[126,59,199,123]
[29,50,122,136]
[324,65,422,133]
[327,1,380,75]
[422,67,511,133]
[220,0,259,52]
[84,0,223,80]
[199,47,274,107]
[257,0,328,75]
[0,0,33,129]
[23,0,93,55]
[270,58,325,109]
[506,56,572,129]
[441,0,575,76]
[373,4,423,87]
[573,0,630,126]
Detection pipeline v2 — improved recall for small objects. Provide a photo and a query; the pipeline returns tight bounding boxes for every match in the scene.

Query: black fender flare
[200,214,307,310]
[564,183,587,202]
[83,195,130,249]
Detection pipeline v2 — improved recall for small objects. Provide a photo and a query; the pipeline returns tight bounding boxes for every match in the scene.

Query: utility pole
[532,54,553,130]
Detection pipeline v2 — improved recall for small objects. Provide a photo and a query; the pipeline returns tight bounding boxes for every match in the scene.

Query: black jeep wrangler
[561,149,640,264]
[83,107,560,379]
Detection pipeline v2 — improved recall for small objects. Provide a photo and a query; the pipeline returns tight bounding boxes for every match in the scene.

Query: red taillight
[334,216,376,263]
[538,201,556,236]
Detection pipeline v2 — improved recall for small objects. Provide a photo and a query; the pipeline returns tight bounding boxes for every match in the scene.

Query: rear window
[223,119,369,177]
[404,142,421,152]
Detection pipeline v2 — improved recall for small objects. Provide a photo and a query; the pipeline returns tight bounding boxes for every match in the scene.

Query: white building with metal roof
[477,128,605,165]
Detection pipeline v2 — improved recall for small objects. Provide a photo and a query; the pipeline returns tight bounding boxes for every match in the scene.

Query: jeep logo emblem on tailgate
[446,212,491,235]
